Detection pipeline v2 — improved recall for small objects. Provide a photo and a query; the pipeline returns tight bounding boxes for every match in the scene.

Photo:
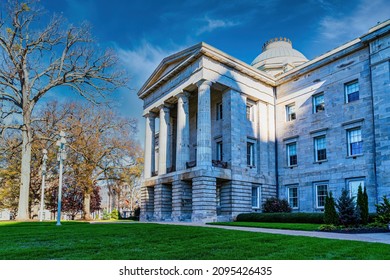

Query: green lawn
[208,222,320,231]
[0,221,389,260]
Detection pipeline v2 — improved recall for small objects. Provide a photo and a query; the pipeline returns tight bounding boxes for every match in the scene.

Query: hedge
[236,213,324,224]
[236,212,378,224]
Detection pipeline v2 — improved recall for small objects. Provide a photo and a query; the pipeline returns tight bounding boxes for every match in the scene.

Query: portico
[138,43,277,223]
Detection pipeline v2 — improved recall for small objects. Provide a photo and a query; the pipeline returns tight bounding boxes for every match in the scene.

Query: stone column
[223,88,246,172]
[144,113,156,178]
[158,105,170,175]
[176,92,190,170]
[196,80,213,167]
[172,180,192,221]
[192,176,216,222]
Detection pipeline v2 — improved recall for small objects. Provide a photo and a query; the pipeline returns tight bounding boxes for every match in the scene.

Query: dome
[251,38,308,76]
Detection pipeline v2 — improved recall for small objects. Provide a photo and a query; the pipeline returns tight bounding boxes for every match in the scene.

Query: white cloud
[319,0,390,42]
[117,41,186,90]
[196,17,241,35]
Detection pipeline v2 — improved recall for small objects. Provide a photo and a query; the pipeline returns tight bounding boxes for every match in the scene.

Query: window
[347,128,362,156]
[347,178,365,199]
[216,141,223,161]
[252,185,261,208]
[314,136,327,161]
[216,102,223,120]
[286,104,296,121]
[287,142,297,166]
[315,183,328,208]
[288,186,299,209]
[313,93,325,113]
[247,141,255,166]
[246,103,254,121]
[345,80,359,103]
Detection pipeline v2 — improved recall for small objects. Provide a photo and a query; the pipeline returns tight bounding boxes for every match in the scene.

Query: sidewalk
[150,222,390,245]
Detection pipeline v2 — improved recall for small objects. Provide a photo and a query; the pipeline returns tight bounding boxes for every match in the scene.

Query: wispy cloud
[196,17,242,35]
[319,0,390,42]
[117,41,186,90]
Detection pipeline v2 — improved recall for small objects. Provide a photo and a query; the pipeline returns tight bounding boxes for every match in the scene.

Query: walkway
[150,222,390,245]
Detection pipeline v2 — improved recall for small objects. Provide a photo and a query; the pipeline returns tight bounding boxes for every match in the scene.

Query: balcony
[186,161,196,168]
[212,160,228,168]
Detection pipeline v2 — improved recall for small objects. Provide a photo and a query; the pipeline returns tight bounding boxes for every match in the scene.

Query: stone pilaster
[154,184,172,221]
[144,113,156,178]
[158,105,170,175]
[140,185,154,221]
[172,180,192,221]
[192,176,216,222]
[196,80,212,167]
[230,180,252,219]
[176,92,190,170]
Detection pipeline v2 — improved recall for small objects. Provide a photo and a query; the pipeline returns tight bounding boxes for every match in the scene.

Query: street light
[56,131,67,226]
[39,149,48,222]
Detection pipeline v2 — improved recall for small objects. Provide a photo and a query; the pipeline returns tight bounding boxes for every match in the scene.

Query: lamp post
[39,149,48,222]
[56,131,67,226]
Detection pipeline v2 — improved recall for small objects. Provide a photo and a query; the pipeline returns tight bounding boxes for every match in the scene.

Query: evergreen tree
[336,188,358,227]
[362,187,369,224]
[356,184,364,224]
[324,191,338,225]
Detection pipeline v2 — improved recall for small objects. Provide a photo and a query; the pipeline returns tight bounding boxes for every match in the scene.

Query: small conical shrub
[324,191,338,225]
[356,185,364,224]
[336,188,358,227]
[362,187,369,224]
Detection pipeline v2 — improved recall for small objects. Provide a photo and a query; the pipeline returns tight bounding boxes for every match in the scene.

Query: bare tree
[0,1,127,219]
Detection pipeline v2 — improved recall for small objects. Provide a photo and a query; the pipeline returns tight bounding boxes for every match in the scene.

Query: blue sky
[40,0,390,144]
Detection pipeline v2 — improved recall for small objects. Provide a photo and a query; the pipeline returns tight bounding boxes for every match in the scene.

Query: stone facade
[138,20,390,222]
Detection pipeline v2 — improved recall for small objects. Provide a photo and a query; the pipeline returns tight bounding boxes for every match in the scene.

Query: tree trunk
[83,193,92,220]
[17,125,32,220]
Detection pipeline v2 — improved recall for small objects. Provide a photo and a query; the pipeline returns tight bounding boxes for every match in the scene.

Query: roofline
[276,19,390,84]
[138,19,390,98]
[137,42,276,99]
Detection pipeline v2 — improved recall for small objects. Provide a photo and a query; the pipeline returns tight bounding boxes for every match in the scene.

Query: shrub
[375,196,390,225]
[102,209,111,220]
[318,224,337,231]
[111,209,119,220]
[236,212,324,224]
[262,197,292,213]
[336,188,358,227]
[134,207,141,218]
[324,191,338,225]
[356,185,369,224]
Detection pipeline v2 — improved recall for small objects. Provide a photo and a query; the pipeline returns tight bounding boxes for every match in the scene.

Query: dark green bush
[375,196,390,225]
[356,185,369,224]
[236,212,324,224]
[262,197,292,213]
[324,191,338,225]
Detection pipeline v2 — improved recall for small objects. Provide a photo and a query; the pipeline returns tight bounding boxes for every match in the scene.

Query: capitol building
[138,20,390,222]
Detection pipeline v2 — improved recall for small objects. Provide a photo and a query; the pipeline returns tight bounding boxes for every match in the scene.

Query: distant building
[0,209,12,221]
[138,20,390,222]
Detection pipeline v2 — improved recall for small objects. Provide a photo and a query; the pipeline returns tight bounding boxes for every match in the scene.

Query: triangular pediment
[138,43,203,97]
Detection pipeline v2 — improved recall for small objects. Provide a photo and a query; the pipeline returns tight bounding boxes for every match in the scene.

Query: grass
[0,221,390,260]
[208,222,320,231]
